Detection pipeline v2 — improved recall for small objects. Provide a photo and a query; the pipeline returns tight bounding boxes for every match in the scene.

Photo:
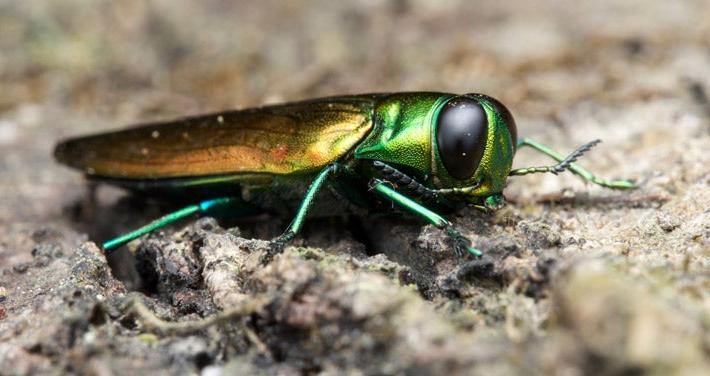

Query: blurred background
[1,1,708,374]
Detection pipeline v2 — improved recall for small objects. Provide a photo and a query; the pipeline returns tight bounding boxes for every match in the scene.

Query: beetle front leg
[369,179,482,258]
[513,138,636,189]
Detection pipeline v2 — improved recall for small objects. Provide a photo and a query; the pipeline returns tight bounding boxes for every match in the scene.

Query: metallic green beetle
[54,92,635,258]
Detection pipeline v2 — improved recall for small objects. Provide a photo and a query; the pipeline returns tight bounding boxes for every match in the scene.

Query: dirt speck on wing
[1,0,709,374]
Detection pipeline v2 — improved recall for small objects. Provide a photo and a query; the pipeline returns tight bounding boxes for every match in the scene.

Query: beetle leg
[267,164,340,260]
[102,197,241,252]
[512,138,636,189]
[369,179,482,258]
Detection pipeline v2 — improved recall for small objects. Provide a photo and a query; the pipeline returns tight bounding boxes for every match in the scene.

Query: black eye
[481,94,517,149]
[436,97,488,180]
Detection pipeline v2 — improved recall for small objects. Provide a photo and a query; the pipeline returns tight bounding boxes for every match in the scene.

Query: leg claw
[446,228,482,258]
[262,232,295,264]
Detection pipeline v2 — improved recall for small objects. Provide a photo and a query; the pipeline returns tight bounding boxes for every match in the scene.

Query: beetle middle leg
[511,138,636,189]
[369,178,482,257]
[266,163,341,261]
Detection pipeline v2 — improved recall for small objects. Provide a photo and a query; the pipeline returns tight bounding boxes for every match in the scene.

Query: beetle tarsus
[263,231,295,264]
[446,227,482,258]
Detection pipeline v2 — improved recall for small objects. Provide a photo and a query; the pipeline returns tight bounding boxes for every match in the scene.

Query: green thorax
[355,92,448,181]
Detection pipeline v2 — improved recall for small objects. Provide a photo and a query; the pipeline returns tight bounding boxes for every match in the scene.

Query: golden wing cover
[55,95,377,179]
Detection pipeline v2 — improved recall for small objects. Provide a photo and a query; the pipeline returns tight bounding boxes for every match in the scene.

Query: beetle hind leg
[102,197,243,252]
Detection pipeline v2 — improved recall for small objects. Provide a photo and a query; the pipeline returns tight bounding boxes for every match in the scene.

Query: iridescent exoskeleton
[55,92,635,258]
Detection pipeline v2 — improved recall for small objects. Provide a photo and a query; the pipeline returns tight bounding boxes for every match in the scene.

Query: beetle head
[431,93,517,204]
[354,92,517,207]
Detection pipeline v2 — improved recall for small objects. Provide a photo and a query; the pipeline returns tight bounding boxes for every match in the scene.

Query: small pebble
[656,212,680,232]
[13,263,30,274]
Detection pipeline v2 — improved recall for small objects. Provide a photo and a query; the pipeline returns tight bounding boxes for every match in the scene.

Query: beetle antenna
[551,139,601,174]
[372,161,439,201]
[509,139,601,176]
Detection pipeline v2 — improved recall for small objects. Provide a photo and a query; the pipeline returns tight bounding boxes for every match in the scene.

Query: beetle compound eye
[481,95,517,149]
[436,97,488,180]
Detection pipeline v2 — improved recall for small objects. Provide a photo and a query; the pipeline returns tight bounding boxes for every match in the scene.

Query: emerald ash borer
[54,92,635,258]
